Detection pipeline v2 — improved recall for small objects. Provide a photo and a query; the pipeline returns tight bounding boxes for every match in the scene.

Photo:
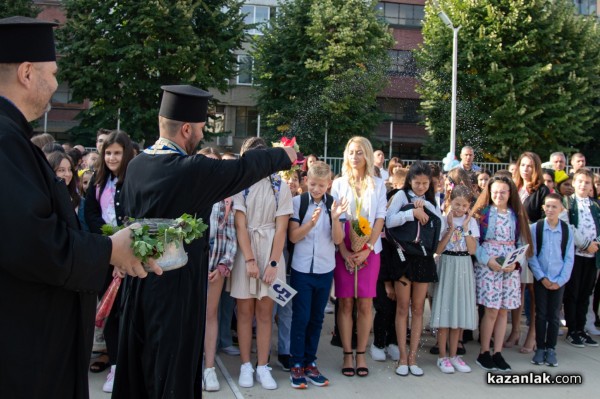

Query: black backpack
[385,202,442,261]
[535,220,569,260]
[287,193,334,269]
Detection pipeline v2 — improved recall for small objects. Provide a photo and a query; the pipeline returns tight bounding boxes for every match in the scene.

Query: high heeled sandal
[342,351,355,377]
[503,335,520,348]
[355,351,369,377]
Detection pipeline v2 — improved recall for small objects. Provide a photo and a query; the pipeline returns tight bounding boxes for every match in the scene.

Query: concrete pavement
[90,306,600,399]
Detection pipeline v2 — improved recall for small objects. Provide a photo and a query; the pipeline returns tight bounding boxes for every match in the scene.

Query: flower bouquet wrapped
[349,215,372,252]
[95,275,122,328]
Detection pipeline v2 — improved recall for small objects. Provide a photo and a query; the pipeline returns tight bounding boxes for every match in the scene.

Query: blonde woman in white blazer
[331,136,387,378]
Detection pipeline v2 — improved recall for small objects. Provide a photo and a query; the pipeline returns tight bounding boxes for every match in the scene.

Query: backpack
[385,202,442,261]
[287,192,334,269]
[535,220,569,260]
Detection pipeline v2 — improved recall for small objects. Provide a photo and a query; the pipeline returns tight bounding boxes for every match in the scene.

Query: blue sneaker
[290,364,307,389]
[304,363,329,387]
[545,348,558,367]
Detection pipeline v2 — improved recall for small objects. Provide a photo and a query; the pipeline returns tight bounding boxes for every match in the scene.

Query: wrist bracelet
[245,258,256,264]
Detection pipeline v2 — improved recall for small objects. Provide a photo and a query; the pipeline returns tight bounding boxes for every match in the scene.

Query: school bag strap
[288,192,334,270]
[535,219,569,260]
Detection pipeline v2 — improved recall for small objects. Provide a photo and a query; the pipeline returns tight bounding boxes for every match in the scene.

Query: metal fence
[322,157,599,176]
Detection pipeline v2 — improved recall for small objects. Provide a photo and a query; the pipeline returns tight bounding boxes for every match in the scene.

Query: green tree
[0,0,40,18]
[57,0,246,144]
[252,0,393,156]
[416,0,600,161]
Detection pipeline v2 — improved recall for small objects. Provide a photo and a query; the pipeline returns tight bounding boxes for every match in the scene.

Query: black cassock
[0,97,111,399]
[113,146,291,399]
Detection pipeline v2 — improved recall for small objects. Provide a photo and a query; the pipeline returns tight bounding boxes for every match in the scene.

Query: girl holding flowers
[331,136,387,377]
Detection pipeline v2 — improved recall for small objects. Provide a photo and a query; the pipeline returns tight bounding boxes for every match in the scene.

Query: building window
[237,55,254,85]
[241,5,275,35]
[234,106,258,137]
[388,50,417,76]
[51,82,74,104]
[378,98,421,123]
[376,2,424,27]
[573,0,597,15]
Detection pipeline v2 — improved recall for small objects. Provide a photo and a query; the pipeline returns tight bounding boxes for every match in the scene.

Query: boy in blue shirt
[287,162,347,388]
[528,193,575,366]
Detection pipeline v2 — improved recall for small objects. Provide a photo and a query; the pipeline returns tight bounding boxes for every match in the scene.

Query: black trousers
[534,280,565,349]
[563,256,597,333]
[373,279,397,348]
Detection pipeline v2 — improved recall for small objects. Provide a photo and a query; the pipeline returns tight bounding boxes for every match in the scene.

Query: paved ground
[90,305,600,399]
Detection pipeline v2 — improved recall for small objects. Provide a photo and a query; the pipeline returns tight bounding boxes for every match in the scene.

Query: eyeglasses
[491,190,509,196]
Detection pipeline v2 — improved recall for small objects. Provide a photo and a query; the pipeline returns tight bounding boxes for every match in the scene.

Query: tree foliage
[0,0,40,18]
[57,0,246,144]
[252,0,393,156]
[415,0,600,161]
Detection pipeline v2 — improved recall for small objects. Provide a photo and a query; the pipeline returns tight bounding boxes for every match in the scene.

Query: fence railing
[322,157,599,176]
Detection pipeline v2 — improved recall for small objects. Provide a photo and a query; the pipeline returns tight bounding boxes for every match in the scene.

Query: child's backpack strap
[298,192,310,225]
[535,219,569,260]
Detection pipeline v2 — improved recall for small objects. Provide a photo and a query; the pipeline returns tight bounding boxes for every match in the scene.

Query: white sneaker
[370,344,386,361]
[221,345,241,356]
[239,362,254,388]
[386,344,400,361]
[449,356,472,373]
[256,364,277,390]
[437,357,455,374]
[203,367,220,392]
[102,365,116,393]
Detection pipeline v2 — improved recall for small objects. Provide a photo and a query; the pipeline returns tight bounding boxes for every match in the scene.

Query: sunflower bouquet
[349,215,372,253]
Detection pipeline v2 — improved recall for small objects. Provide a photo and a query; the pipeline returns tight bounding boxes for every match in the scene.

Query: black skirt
[382,238,438,283]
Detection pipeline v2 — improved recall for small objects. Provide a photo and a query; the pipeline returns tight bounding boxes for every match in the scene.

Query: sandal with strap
[355,351,369,377]
[342,351,355,377]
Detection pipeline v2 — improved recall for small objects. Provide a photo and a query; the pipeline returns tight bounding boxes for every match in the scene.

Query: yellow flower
[358,216,372,236]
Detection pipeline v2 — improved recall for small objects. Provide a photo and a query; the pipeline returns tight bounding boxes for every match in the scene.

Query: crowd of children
[32,130,600,392]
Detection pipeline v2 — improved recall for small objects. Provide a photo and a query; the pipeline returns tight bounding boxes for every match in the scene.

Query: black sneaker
[492,352,511,372]
[277,354,291,371]
[579,331,599,347]
[566,331,585,348]
[476,351,496,371]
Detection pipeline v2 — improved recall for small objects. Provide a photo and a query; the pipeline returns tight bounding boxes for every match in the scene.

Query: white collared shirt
[290,194,342,274]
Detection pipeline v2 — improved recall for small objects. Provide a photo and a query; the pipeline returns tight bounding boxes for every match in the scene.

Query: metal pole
[389,121,394,159]
[449,26,460,158]
[117,108,121,131]
[44,111,48,133]
[324,121,328,162]
[257,114,261,137]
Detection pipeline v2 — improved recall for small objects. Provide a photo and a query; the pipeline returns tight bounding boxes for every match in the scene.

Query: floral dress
[475,208,521,310]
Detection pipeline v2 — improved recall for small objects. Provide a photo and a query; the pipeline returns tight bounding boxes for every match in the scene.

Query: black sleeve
[0,127,111,292]
[188,147,292,208]
[84,177,106,234]
[524,185,550,223]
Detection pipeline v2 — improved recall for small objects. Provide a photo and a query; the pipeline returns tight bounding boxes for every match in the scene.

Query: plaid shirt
[208,197,237,274]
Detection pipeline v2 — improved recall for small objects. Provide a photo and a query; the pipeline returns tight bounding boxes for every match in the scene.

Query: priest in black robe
[113,85,296,399]
[0,17,155,399]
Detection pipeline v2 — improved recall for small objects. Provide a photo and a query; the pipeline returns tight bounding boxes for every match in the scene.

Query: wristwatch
[270,260,278,268]
[463,230,472,237]
[366,243,374,251]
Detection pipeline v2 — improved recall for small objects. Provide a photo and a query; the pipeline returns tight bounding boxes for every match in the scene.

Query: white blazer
[331,175,387,254]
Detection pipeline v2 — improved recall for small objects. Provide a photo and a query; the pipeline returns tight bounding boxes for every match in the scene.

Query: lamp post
[433,0,461,169]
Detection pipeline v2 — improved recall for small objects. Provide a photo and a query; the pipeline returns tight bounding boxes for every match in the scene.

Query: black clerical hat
[0,16,58,63]
[159,85,213,123]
